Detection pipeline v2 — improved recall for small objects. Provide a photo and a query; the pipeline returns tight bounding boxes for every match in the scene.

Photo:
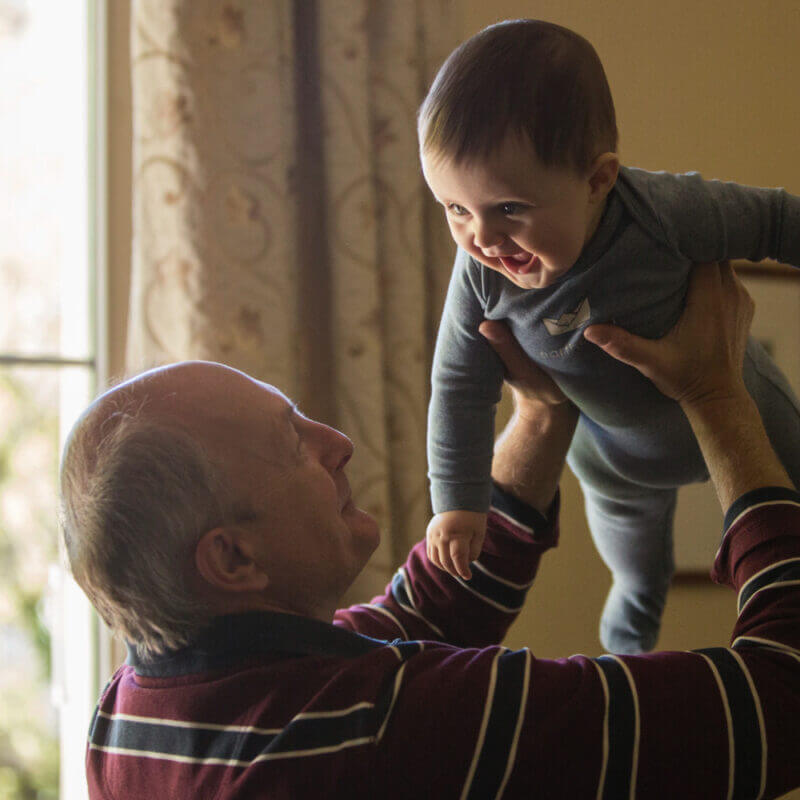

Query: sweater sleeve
[334,485,560,648]
[624,167,800,267]
[427,248,506,514]
[373,488,800,800]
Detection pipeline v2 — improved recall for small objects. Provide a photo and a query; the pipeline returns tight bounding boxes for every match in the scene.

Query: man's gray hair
[59,391,239,660]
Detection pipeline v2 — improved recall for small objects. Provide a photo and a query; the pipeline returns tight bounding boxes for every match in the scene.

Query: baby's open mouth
[499,251,538,275]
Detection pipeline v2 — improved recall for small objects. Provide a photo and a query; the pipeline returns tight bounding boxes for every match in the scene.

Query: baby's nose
[472,221,504,250]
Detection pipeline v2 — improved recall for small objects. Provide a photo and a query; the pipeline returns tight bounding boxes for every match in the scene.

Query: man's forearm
[683,388,794,512]
[491,401,578,514]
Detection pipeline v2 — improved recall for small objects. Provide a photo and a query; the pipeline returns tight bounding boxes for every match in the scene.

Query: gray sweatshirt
[428,166,800,513]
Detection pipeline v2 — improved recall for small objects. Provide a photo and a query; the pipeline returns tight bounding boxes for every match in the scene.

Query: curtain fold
[128,0,456,599]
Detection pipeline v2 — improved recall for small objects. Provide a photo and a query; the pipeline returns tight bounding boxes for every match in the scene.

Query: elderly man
[61,262,800,799]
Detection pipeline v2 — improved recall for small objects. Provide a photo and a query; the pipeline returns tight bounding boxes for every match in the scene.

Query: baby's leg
[582,484,677,655]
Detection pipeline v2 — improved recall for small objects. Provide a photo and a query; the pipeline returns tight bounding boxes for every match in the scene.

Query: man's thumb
[584,324,652,371]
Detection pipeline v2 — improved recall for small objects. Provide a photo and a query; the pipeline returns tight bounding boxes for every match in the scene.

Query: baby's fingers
[468,533,483,565]
[426,536,442,571]
[427,528,459,578]
[438,541,460,579]
[449,539,473,581]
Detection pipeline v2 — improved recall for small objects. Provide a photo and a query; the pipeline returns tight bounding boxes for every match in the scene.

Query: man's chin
[345,503,381,550]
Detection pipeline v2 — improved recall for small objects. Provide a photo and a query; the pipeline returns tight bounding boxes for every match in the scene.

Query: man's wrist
[491,402,577,514]
[682,387,794,512]
[512,395,577,428]
[678,384,752,419]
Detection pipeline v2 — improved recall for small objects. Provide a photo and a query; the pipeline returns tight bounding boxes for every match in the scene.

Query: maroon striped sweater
[86,485,800,799]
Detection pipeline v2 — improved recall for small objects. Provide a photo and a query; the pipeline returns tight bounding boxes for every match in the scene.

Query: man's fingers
[479,320,528,379]
[480,319,567,405]
[584,324,659,374]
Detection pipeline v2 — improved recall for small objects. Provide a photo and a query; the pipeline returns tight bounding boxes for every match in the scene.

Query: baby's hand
[426,510,488,580]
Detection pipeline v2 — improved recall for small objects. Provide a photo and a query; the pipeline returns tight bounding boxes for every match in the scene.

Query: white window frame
[57,2,114,797]
[0,2,111,797]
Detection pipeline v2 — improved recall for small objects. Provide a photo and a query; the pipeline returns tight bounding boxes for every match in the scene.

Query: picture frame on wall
[673,261,800,580]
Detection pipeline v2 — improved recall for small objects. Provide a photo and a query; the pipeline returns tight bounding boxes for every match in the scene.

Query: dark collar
[127,610,388,678]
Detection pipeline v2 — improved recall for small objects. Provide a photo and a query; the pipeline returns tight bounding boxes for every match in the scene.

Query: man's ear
[195,527,269,593]
[587,152,619,202]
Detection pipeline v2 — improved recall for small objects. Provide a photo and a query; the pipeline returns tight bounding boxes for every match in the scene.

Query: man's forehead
[163,366,292,420]
[92,362,292,428]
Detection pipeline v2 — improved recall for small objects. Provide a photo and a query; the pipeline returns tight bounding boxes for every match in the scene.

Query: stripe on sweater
[470,560,535,591]
[722,488,800,533]
[732,635,800,659]
[461,649,530,800]
[391,569,446,638]
[737,558,800,613]
[455,562,530,613]
[488,489,548,534]
[593,655,640,800]
[353,603,410,639]
[88,664,409,766]
[695,647,766,800]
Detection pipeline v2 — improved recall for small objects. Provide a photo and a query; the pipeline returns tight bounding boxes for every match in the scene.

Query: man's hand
[479,320,570,415]
[479,320,578,514]
[426,510,487,581]
[584,260,792,510]
[583,260,754,408]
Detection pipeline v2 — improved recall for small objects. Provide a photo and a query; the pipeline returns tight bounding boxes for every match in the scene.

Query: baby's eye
[500,202,523,215]
[447,203,468,216]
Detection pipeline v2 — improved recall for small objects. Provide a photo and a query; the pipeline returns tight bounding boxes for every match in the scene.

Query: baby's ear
[588,152,619,200]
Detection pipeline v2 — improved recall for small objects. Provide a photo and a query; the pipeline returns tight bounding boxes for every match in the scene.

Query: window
[0,1,107,797]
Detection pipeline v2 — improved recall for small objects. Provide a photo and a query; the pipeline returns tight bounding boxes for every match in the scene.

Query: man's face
[153,363,380,620]
[422,136,604,290]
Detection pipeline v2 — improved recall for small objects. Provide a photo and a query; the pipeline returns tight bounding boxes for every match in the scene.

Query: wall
[103,2,800,657]
[455,0,800,658]
[461,0,800,190]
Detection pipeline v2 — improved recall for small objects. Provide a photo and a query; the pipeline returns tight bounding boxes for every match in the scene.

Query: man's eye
[447,203,468,216]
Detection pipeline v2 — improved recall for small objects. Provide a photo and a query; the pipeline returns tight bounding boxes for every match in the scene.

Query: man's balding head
[59,361,379,659]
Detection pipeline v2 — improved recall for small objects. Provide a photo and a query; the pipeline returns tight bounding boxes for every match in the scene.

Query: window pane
[0,365,67,799]
[0,0,90,360]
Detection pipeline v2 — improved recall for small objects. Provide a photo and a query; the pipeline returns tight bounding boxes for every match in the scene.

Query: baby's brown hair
[419,19,618,174]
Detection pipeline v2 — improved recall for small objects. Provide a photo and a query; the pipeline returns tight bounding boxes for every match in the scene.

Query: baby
[421,19,800,653]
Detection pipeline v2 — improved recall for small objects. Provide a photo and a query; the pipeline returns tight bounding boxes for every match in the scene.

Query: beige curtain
[127,0,456,599]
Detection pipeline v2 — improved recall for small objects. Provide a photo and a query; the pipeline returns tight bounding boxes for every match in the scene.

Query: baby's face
[422,136,607,290]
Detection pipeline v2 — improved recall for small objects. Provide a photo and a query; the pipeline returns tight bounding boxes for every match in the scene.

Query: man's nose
[333,431,353,471]
[472,218,504,250]
[316,423,353,471]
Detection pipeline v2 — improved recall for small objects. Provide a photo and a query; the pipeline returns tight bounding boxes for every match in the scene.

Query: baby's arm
[427,252,504,563]
[427,311,571,582]
[639,169,800,266]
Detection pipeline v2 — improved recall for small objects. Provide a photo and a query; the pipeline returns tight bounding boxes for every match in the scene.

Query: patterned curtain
[127,0,456,599]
